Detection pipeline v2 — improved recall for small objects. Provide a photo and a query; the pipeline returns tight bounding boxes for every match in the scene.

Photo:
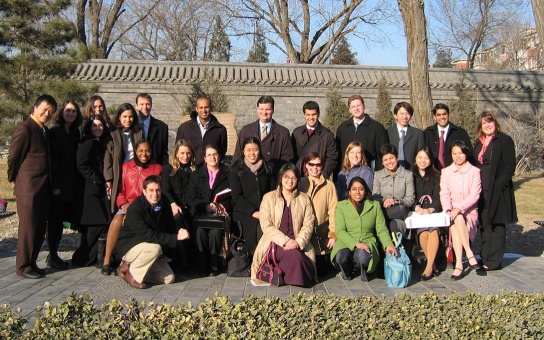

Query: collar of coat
[273,186,301,199]
[449,161,475,174]
[299,175,326,195]
[380,165,410,178]
[190,111,220,126]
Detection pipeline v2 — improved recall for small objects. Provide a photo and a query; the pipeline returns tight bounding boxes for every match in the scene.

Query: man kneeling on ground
[116,175,189,289]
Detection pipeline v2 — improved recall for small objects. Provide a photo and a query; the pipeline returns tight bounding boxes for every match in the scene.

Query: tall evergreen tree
[247,22,269,63]
[323,88,350,133]
[206,16,231,62]
[449,76,479,141]
[184,71,229,116]
[0,0,96,143]
[433,48,453,68]
[374,78,395,129]
[330,36,358,65]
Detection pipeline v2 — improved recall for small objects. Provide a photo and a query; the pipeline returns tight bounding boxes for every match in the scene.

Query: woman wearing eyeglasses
[251,163,316,287]
[299,152,338,276]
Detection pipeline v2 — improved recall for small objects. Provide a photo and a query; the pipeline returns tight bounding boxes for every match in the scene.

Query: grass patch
[0,159,15,211]
[513,174,544,223]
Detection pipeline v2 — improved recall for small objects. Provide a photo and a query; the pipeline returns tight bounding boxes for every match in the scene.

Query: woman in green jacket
[331,177,397,281]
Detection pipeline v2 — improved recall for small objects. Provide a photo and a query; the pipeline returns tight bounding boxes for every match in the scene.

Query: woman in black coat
[229,137,275,256]
[186,145,232,277]
[72,115,112,267]
[48,101,83,269]
[474,112,517,271]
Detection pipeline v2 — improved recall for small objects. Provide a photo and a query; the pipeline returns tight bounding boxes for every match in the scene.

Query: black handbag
[227,222,250,277]
[256,243,284,286]
[193,213,226,229]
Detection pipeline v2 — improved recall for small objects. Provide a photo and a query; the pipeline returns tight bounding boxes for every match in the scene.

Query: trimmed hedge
[1,291,543,339]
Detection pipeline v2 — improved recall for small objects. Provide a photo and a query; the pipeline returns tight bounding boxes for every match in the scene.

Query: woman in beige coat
[251,163,316,287]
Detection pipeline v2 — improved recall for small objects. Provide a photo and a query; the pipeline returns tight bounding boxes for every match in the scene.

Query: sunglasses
[307,162,322,167]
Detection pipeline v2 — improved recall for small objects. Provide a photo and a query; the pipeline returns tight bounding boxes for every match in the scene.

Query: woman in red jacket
[101,140,162,275]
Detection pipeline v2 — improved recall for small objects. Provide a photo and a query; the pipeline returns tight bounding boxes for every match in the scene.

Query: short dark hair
[136,93,152,104]
[34,94,57,112]
[302,101,320,114]
[277,163,300,190]
[380,143,398,159]
[257,96,274,109]
[347,176,373,201]
[393,101,414,116]
[143,175,161,189]
[449,140,471,156]
[432,103,449,115]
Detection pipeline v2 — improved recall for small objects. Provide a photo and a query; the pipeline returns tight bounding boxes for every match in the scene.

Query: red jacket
[116,160,163,208]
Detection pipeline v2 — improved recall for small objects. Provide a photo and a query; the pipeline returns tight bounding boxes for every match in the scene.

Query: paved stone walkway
[1,251,543,321]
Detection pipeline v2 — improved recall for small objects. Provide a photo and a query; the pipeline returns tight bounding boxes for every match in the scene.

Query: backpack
[384,232,412,288]
[227,222,250,277]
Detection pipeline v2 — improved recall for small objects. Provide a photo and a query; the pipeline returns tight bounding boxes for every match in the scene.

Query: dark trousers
[195,228,223,272]
[334,248,372,277]
[47,201,73,257]
[480,223,506,270]
[16,195,49,275]
[72,224,107,267]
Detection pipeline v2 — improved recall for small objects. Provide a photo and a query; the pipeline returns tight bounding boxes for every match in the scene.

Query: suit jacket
[146,115,169,166]
[175,112,227,166]
[186,164,231,216]
[424,122,474,170]
[387,125,425,169]
[232,120,294,172]
[8,117,50,197]
[336,115,388,171]
[291,122,338,178]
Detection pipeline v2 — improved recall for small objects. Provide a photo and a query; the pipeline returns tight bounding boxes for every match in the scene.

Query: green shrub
[1,292,543,338]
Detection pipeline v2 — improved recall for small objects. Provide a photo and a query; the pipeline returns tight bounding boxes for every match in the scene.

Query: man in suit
[387,102,425,169]
[8,94,57,279]
[336,95,388,171]
[424,103,474,170]
[291,101,337,178]
[116,175,189,289]
[136,93,169,165]
[175,97,228,166]
[232,96,293,172]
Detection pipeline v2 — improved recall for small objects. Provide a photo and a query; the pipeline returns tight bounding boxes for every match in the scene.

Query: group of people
[7,92,516,289]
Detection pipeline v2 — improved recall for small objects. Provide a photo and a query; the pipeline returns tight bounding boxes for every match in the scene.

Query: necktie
[398,130,405,165]
[354,123,359,131]
[307,128,314,137]
[141,122,146,139]
[261,125,268,141]
[438,130,445,168]
[42,126,46,141]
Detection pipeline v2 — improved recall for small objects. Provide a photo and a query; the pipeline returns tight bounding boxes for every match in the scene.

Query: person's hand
[449,208,461,221]
[171,203,182,216]
[105,182,112,195]
[386,245,398,257]
[283,239,299,250]
[52,189,61,196]
[217,203,227,216]
[326,238,336,249]
[122,203,129,211]
[157,256,172,264]
[383,198,396,208]
[355,242,371,253]
[177,228,189,240]
[252,211,260,219]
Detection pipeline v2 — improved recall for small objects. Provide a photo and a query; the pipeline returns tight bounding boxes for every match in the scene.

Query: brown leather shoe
[122,270,147,289]
[117,260,130,279]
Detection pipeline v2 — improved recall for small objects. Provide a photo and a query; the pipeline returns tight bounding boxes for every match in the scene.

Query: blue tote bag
[384,232,412,288]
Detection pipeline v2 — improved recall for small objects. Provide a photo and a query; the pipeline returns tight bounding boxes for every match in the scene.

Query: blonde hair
[342,141,368,171]
[169,139,196,175]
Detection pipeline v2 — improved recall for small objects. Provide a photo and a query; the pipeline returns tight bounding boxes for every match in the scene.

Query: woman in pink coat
[440,140,481,280]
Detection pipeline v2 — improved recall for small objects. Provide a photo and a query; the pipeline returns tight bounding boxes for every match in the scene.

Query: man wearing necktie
[423,103,474,170]
[386,102,425,170]
[136,93,169,165]
[8,94,57,279]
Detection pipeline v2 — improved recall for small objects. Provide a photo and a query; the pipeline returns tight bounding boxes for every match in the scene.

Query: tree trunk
[532,0,544,60]
[398,0,434,128]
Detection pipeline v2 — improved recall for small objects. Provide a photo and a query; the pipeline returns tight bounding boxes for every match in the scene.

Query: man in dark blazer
[387,102,425,169]
[424,103,474,170]
[175,97,228,166]
[336,95,388,171]
[136,93,169,165]
[7,94,57,279]
[232,96,294,173]
[291,101,337,178]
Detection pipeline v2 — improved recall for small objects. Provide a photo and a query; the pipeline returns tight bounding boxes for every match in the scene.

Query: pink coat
[440,162,481,240]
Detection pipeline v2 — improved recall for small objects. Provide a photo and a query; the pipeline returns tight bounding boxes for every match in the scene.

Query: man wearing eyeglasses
[291,101,337,178]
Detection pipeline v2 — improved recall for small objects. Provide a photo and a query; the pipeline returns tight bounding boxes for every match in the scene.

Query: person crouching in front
[116,175,189,289]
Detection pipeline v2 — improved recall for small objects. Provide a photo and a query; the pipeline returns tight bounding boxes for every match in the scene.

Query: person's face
[91,119,104,138]
[349,181,365,203]
[451,146,467,166]
[349,99,365,120]
[176,146,192,165]
[257,103,274,123]
[93,100,105,115]
[433,109,450,128]
[32,101,54,124]
[136,142,152,164]
[204,147,220,167]
[382,153,399,172]
[348,146,362,167]
[415,150,431,171]
[281,169,298,192]
[119,110,134,129]
[395,107,412,128]
[303,109,319,127]
[136,97,152,117]
[305,158,322,178]
[481,119,496,137]
[195,98,211,122]
[143,182,161,206]
[243,142,260,164]
[63,103,77,125]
